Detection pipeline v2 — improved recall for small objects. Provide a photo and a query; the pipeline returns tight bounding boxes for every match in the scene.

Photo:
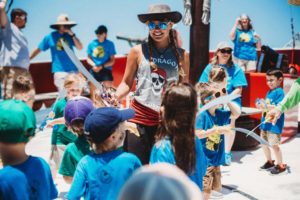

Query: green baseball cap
[0,99,36,143]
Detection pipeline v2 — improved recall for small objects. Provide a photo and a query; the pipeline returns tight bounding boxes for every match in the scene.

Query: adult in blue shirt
[30,14,83,93]
[86,25,116,101]
[230,14,261,72]
[198,41,248,165]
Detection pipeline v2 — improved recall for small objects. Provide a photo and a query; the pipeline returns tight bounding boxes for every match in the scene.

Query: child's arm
[46,117,65,128]
[67,162,86,199]
[227,101,241,119]
[63,176,73,184]
[195,125,232,139]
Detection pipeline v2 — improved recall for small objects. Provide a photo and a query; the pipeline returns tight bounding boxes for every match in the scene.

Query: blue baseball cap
[64,96,94,126]
[84,107,135,143]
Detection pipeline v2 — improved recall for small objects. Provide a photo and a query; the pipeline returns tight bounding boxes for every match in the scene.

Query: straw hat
[50,14,77,29]
[138,4,182,23]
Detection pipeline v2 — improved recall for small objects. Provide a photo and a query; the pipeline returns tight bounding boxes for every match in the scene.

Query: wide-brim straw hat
[50,14,77,29]
[138,4,182,23]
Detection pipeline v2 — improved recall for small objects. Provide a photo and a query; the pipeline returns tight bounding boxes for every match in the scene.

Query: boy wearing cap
[67,107,142,200]
[87,25,116,93]
[46,73,83,176]
[0,99,58,199]
[58,96,94,184]
[30,14,83,93]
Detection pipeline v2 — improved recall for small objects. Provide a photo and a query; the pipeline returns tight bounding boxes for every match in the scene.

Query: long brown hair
[147,29,185,82]
[156,82,197,173]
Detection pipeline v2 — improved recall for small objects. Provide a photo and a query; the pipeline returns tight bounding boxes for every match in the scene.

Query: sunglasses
[17,15,27,20]
[148,22,169,30]
[219,49,232,54]
[214,88,227,98]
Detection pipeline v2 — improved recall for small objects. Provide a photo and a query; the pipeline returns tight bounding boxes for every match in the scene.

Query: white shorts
[54,72,69,93]
[233,57,257,72]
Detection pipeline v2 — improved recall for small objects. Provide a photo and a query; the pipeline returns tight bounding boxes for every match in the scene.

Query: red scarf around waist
[129,99,159,126]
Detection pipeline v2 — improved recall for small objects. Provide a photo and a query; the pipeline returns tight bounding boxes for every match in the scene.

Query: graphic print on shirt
[93,45,105,58]
[206,133,221,151]
[239,32,251,42]
[151,68,167,96]
[56,38,69,51]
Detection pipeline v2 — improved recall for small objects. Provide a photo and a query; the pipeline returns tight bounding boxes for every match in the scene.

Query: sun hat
[216,41,232,50]
[84,107,135,143]
[50,14,77,30]
[0,99,36,143]
[64,96,94,126]
[138,4,182,23]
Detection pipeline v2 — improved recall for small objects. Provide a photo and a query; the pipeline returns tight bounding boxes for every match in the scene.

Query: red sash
[129,99,159,126]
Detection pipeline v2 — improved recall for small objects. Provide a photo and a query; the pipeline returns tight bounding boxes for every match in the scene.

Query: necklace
[154,46,169,58]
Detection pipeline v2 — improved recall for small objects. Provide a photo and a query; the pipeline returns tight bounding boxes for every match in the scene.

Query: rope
[182,0,192,26]
[289,5,295,63]
[202,0,211,25]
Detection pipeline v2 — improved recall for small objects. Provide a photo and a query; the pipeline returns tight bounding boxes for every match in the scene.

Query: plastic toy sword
[197,93,241,117]
[232,127,272,147]
[61,40,111,107]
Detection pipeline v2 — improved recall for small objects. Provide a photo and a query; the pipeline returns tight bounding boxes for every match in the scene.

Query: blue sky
[9,0,300,61]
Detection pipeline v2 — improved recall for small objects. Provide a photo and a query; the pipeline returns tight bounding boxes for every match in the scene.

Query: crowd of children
[0,3,291,200]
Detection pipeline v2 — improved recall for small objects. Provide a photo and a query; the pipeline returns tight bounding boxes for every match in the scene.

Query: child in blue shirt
[67,107,142,200]
[0,166,30,200]
[195,82,240,200]
[0,99,58,200]
[198,42,248,166]
[255,69,286,175]
[150,82,208,192]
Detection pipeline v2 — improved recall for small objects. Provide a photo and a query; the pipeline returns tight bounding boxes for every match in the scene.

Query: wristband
[71,33,76,38]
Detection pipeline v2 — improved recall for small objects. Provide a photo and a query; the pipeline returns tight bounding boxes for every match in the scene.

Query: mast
[189,0,210,84]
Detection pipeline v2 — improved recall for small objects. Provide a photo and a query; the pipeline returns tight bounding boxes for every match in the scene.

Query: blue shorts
[90,68,113,82]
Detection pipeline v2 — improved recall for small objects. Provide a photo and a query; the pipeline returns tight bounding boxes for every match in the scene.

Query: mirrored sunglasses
[148,22,169,30]
[219,49,232,54]
[17,15,27,20]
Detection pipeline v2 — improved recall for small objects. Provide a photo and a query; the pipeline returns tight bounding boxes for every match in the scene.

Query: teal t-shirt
[51,98,77,145]
[38,31,77,73]
[260,87,285,134]
[59,136,91,176]
[87,39,116,70]
[150,137,208,191]
[67,149,141,200]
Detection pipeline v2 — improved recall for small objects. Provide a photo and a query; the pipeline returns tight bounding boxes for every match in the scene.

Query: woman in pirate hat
[115,4,190,164]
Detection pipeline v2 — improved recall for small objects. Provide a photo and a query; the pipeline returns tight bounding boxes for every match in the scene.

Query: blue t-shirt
[87,39,116,70]
[38,31,77,73]
[199,63,248,106]
[67,149,141,200]
[196,109,231,166]
[13,156,58,200]
[260,87,285,134]
[233,29,257,61]
[150,137,208,191]
[0,166,30,200]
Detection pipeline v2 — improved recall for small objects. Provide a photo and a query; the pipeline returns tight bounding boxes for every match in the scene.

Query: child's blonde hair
[63,73,84,89]
[13,75,36,107]
[196,82,215,105]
